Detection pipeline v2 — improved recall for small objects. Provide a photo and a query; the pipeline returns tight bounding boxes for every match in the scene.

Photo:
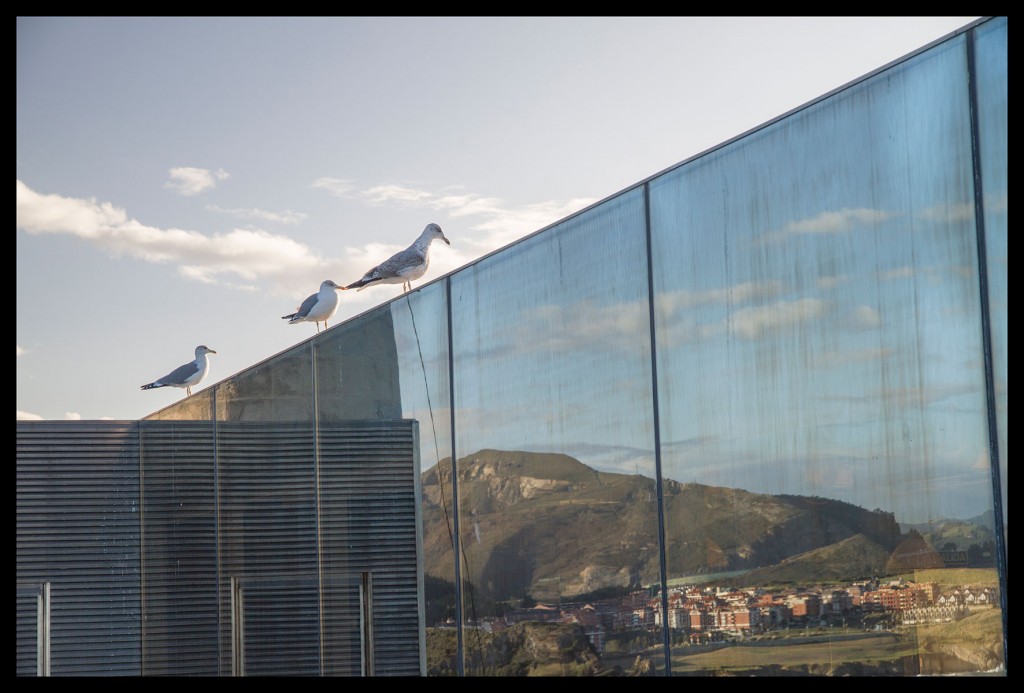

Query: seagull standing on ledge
[344,223,450,293]
[141,345,217,397]
[282,279,343,333]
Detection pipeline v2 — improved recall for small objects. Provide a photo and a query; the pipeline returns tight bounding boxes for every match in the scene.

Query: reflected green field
[663,608,1003,676]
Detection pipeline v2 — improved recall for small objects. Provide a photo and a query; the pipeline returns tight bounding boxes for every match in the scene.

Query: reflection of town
[445,579,999,652]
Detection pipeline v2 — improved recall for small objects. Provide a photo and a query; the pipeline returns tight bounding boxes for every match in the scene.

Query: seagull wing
[344,243,426,290]
[283,292,317,320]
[384,250,426,278]
[161,360,201,386]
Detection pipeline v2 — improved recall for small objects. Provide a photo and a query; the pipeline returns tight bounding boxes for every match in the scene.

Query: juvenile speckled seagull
[141,345,217,397]
[344,223,450,293]
[282,279,343,333]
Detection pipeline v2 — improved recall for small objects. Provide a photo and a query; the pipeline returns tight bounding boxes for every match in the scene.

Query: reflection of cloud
[983,192,1008,215]
[64,412,82,420]
[519,441,656,476]
[701,298,827,340]
[920,201,976,223]
[17,345,26,357]
[17,410,44,420]
[760,207,896,244]
[820,382,980,409]
[464,298,653,360]
[880,266,914,281]
[817,274,851,290]
[529,300,648,350]
[165,167,229,196]
[850,304,881,330]
[663,441,992,522]
[205,204,308,225]
[813,347,892,369]
[657,281,783,313]
[971,449,992,471]
[876,384,979,409]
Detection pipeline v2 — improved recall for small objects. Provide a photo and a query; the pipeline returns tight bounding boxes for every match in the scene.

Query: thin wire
[405,291,484,675]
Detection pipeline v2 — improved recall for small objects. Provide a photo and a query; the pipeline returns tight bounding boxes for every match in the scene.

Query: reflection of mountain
[903,512,997,551]
[422,450,916,601]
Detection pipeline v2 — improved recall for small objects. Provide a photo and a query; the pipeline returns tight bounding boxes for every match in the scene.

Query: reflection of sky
[975,18,1009,521]
[449,188,659,479]
[650,39,992,524]
[391,284,453,471]
[391,33,1005,527]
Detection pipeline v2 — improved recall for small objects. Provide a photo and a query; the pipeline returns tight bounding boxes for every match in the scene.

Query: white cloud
[17,410,43,420]
[324,178,596,258]
[17,178,593,305]
[64,412,82,420]
[311,177,356,197]
[311,177,591,290]
[17,181,324,289]
[17,345,25,357]
[361,184,435,205]
[205,204,308,225]
[165,167,229,196]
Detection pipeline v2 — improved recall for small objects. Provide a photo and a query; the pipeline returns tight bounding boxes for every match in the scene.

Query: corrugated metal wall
[139,420,219,675]
[15,421,142,676]
[16,419,424,677]
[318,420,424,675]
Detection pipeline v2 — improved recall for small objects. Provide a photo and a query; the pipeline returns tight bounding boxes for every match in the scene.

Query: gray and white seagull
[141,345,217,397]
[344,223,450,293]
[282,279,343,333]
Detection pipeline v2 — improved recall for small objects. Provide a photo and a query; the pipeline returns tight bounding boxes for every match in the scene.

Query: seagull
[282,279,343,333]
[141,345,217,397]
[344,223,450,293]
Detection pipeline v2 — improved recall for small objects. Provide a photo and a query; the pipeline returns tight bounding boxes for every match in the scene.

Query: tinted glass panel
[650,34,1004,675]
[451,188,664,675]
[389,283,454,674]
[974,16,1008,552]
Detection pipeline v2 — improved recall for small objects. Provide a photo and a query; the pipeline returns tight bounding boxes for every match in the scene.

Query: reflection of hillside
[422,450,928,601]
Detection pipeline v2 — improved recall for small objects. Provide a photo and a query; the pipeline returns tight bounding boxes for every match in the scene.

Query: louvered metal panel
[138,420,219,675]
[16,421,142,676]
[17,418,423,676]
[319,420,423,676]
[216,421,321,675]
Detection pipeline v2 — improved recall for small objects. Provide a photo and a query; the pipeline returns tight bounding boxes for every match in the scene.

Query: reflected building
[16,17,1006,677]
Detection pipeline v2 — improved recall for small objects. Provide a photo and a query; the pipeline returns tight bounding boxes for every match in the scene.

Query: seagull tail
[344,279,375,291]
[282,313,296,320]
[141,382,163,391]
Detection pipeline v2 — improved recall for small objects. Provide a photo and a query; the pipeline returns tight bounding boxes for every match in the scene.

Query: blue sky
[17,16,981,421]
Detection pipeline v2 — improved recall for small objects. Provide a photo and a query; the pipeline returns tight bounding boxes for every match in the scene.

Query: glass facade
[144,17,1006,676]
